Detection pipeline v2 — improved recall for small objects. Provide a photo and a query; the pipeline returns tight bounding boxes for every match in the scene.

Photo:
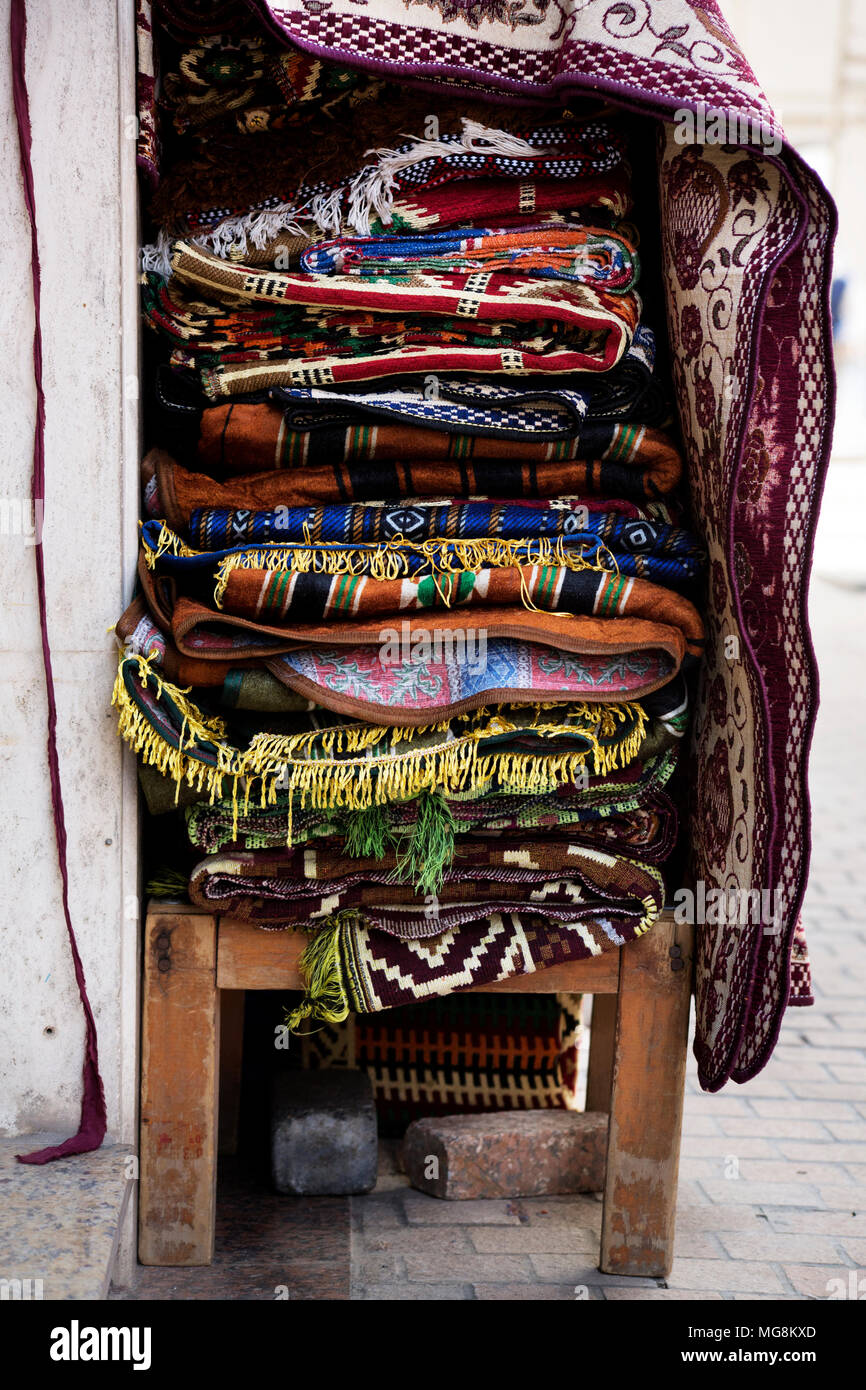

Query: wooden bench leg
[218,990,245,1157]
[139,908,219,1266]
[600,916,693,1277]
[585,993,618,1113]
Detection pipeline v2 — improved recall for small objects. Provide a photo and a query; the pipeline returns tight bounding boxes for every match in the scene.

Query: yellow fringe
[211,535,614,608]
[142,522,200,568]
[112,652,646,840]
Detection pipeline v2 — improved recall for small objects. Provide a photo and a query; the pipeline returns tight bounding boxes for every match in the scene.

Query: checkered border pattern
[269,8,774,128]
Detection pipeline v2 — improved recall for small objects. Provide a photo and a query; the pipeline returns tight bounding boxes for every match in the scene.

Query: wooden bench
[138,902,693,1276]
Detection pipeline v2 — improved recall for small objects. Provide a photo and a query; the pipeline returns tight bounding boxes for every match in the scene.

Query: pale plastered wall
[0,0,139,1141]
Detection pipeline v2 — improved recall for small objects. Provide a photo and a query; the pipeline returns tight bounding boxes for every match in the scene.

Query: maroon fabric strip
[11,0,107,1164]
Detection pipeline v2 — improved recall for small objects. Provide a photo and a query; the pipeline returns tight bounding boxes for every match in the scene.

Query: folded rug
[277,852,665,1022]
[176,496,664,549]
[185,750,678,856]
[143,516,704,593]
[191,403,679,493]
[213,558,704,657]
[148,436,679,528]
[261,638,678,724]
[142,580,695,689]
[112,648,650,814]
[147,242,640,389]
[300,992,583,1134]
[131,542,699,690]
[185,766,678,886]
[161,29,386,136]
[186,835,668,935]
[364,169,632,235]
[147,104,628,247]
[300,224,640,293]
[253,325,667,436]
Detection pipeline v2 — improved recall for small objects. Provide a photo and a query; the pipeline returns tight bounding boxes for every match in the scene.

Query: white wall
[0,0,139,1142]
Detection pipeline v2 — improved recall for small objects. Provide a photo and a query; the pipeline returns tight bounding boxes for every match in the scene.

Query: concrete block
[401,1111,607,1200]
[271,1070,378,1196]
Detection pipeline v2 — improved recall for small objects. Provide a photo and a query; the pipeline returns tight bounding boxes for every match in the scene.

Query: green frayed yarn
[146,868,190,899]
[394,790,456,894]
[342,801,393,860]
[285,920,350,1031]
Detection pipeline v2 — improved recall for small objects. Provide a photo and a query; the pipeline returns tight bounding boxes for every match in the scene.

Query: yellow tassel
[285,918,352,1030]
[142,522,200,569]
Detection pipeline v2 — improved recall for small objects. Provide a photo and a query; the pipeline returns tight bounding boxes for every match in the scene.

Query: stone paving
[349,571,866,1300]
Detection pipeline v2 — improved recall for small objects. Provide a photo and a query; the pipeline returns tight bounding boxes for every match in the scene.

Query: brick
[676,1178,716,1206]
[474,1283,599,1301]
[829,1065,866,1085]
[718,1117,830,1140]
[604,1288,724,1301]
[528,1256,659,1287]
[783,1264,852,1299]
[787,1082,866,1102]
[757,1056,833,1081]
[360,1283,473,1300]
[735,1159,853,1184]
[402,1193,522,1226]
[750,1099,858,1120]
[777,1140,866,1163]
[718,1231,842,1263]
[697,1180,824,1207]
[766,1209,866,1236]
[355,1253,405,1284]
[682,1114,723,1136]
[403,1252,532,1282]
[270,1069,378,1196]
[401,1111,607,1201]
[807,1031,866,1049]
[356,1191,411,1232]
[681,1136,777,1159]
[825,1121,866,1141]
[666,1258,784,1294]
[523,1194,602,1229]
[816,1185,863,1209]
[672,1229,726,1258]
[683,1095,753,1116]
[359,1228,472,1255]
[839,1238,866,1263]
[470,1226,597,1255]
[706,1077,793,1098]
[674,1203,765,1232]
[727,1292,805,1301]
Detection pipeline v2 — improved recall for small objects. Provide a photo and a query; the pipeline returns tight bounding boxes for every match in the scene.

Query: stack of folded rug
[117,13,704,1043]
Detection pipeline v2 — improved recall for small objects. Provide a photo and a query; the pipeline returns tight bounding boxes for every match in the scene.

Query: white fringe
[345,121,542,236]
[140,119,549,272]
[140,230,174,280]
[196,201,315,258]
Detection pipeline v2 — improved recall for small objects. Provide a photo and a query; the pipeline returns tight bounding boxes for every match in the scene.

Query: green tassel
[342,801,393,859]
[394,790,456,894]
[146,868,190,899]
[285,920,350,1031]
